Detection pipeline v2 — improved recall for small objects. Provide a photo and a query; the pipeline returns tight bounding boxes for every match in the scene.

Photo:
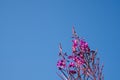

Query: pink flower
[72,39,78,48]
[69,62,75,67]
[69,70,76,74]
[72,46,76,52]
[77,58,85,65]
[57,60,66,69]
[80,39,90,53]
[73,56,85,65]
[72,39,78,53]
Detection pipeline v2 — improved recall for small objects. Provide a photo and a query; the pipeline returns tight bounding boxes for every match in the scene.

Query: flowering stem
[56,27,104,80]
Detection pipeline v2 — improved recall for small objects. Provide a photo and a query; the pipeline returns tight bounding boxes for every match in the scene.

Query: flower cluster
[80,39,90,53]
[56,27,104,80]
[57,60,66,69]
[72,39,90,53]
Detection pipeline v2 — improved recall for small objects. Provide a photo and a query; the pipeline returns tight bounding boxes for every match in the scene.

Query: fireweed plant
[56,27,104,80]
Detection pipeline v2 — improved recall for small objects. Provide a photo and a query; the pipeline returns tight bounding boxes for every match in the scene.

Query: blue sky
[0,0,120,80]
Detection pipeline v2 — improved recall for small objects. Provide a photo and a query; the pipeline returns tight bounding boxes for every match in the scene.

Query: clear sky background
[0,0,120,80]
